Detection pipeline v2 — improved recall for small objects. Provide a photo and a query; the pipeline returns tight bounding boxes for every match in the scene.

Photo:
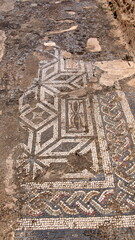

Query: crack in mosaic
[16,48,135,230]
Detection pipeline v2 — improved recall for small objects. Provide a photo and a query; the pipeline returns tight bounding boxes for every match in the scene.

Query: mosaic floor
[14,48,135,239]
[1,0,135,238]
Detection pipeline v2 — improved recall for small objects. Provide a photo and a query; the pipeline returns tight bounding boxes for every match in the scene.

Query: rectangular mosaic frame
[17,49,135,230]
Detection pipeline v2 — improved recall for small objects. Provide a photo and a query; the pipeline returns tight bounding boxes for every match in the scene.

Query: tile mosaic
[15,47,135,235]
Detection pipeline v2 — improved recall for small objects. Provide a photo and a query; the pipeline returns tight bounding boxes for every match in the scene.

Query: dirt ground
[0,0,135,239]
[107,0,135,53]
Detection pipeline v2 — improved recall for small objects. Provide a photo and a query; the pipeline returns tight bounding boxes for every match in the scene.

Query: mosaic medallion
[16,48,135,236]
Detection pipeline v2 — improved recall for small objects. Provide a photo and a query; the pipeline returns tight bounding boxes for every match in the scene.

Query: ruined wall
[108,0,135,52]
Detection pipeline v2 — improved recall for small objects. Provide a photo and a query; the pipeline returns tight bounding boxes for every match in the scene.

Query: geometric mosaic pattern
[16,48,135,232]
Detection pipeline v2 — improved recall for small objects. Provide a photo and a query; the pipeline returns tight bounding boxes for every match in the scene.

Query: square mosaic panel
[16,48,135,234]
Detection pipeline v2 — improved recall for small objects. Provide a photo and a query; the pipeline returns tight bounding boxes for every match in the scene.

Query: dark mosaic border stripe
[15,227,135,240]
